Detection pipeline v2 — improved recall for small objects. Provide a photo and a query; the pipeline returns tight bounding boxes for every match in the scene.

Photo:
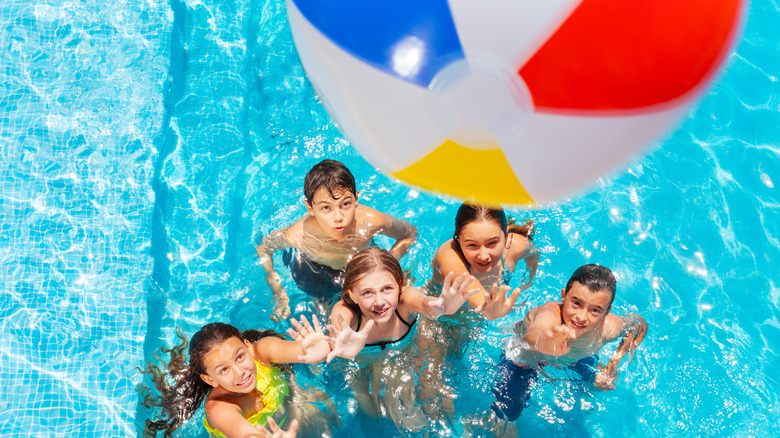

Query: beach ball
[286,0,744,206]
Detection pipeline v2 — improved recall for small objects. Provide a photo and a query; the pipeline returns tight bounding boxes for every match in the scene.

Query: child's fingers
[266,417,280,432]
[325,324,339,337]
[286,327,301,341]
[451,272,471,292]
[288,419,299,435]
[290,317,303,331]
[463,287,481,300]
[507,287,522,306]
[443,271,454,289]
[300,315,315,333]
[311,314,322,332]
[360,319,375,333]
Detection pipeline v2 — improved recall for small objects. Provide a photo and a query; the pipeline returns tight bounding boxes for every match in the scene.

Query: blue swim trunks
[490,354,598,421]
[283,248,343,302]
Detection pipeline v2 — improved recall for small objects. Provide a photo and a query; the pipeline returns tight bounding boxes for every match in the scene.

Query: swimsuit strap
[356,307,412,331]
[395,308,412,328]
[364,316,417,351]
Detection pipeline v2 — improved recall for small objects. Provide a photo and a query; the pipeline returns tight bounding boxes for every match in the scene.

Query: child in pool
[416,203,539,426]
[490,264,648,425]
[256,159,418,321]
[323,247,479,432]
[431,202,539,320]
[140,319,335,438]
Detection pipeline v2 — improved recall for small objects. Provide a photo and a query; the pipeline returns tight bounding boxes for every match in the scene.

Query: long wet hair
[139,323,282,438]
[340,247,405,316]
[452,203,535,253]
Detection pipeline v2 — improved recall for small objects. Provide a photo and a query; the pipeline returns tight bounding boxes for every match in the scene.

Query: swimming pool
[1,0,778,436]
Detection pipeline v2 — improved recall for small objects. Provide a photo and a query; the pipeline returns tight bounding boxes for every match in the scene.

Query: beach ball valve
[286,0,745,206]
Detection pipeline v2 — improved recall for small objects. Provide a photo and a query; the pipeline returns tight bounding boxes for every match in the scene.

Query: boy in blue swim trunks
[489,264,648,426]
[256,159,417,321]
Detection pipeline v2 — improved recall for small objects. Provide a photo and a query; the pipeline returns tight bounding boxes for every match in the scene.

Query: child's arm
[206,400,298,438]
[400,272,480,319]
[252,315,331,365]
[378,213,418,259]
[522,306,576,356]
[434,244,521,321]
[594,315,648,390]
[518,242,539,290]
[255,228,294,321]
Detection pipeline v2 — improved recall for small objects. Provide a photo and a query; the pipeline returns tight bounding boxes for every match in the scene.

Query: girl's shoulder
[331,300,358,329]
[505,232,534,265]
[434,239,467,267]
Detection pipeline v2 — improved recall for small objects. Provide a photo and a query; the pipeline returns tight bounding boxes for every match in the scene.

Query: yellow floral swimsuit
[203,360,289,437]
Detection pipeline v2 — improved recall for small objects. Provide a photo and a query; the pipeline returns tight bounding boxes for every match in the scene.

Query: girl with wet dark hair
[432,202,538,321]
[139,318,330,438]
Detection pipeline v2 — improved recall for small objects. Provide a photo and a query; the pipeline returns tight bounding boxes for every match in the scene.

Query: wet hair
[452,202,534,251]
[139,323,282,438]
[303,159,357,204]
[340,247,405,316]
[565,264,617,305]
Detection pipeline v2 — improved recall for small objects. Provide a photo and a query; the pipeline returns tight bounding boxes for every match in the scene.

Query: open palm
[326,314,374,362]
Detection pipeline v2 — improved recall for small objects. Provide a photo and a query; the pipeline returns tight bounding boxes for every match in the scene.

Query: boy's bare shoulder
[526,301,561,324]
[602,313,626,341]
[279,218,307,246]
[355,204,387,229]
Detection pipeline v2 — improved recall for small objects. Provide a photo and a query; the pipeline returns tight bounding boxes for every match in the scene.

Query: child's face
[348,270,401,325]
[560,282,612,336]
[200,336,257,394]
[457,220,506,273]
[305,186,358,239]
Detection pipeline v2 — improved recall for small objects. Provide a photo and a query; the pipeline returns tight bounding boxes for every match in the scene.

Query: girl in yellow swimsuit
[140,318,331,438]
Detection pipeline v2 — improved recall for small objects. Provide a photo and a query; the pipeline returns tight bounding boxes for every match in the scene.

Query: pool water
[2,0,779,436]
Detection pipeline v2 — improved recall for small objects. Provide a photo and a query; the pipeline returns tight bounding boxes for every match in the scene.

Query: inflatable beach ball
[286,0,744,206]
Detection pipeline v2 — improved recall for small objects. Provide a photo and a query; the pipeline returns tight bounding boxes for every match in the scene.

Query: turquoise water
[1,0,779,436]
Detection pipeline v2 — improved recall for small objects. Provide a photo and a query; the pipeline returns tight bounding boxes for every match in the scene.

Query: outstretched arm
[474,283,523,321]
[256,229,293,321]
[522,308,576,356]
[380,214,418,260]
[594,316,648,390]
[519,244,539,290]
[401,273,480,319]
[326,313,373,362]
[253,315,331,365]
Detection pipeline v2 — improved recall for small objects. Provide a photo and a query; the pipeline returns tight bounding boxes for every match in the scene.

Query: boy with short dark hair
[256,159,417,321]
[490,264,648,423]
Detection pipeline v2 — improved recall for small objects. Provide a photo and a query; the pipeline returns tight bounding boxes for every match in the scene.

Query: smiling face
[348,270,401,325]
[457,220,506,274]
[560,282,612,336]
[200,336,257,394]
[305,186,358,239]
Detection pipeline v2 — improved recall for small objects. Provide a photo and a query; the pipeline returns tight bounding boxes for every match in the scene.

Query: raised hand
[325,314,374,362]
[474,283,522,321]
[427,272,481,318]
[542,324,576,355]
[256,417,299,438]
[287,315,330,363]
